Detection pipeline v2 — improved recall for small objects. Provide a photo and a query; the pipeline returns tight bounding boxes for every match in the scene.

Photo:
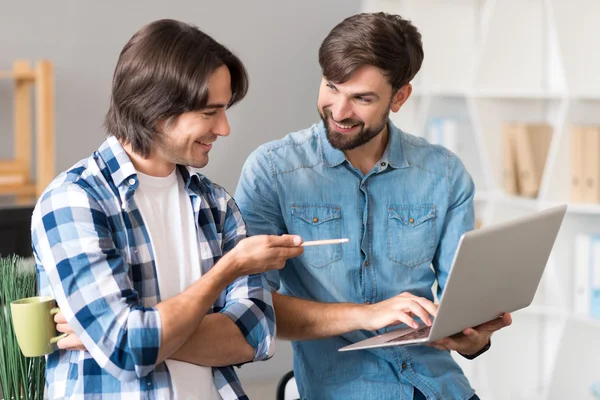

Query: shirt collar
[319,119,409,169]
[96,136,203,197]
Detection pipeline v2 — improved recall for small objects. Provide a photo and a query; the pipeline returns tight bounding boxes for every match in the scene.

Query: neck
[345,125,389,175]
[121,142,176,177]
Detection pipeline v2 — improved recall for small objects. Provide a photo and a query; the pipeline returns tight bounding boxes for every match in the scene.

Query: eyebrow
[204,103,227,109]
[327,82,380,100]
[352,91,380,100]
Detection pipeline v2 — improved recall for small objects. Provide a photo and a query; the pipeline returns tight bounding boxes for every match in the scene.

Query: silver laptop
[339,204,567,352]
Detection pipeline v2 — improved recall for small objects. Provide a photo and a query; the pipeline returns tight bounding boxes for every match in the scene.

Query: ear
[390,84,412,113]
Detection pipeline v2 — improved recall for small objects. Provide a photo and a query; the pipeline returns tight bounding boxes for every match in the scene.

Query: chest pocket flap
[291,204,342,268]
[388,204,436,267]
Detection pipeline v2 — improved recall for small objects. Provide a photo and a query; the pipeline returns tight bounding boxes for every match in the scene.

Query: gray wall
[0,0,361,392]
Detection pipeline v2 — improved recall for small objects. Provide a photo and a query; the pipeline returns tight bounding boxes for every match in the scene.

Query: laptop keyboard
[386,325,431,343]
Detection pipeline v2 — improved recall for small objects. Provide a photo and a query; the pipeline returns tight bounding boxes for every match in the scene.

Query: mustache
[322,108,362,126]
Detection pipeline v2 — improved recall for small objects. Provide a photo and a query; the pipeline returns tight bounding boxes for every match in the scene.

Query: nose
[330,98,353,122]
[214,111,231,137]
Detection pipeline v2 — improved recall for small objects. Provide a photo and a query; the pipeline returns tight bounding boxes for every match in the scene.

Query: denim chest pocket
[388,204,436,267]
[291,204,342,268]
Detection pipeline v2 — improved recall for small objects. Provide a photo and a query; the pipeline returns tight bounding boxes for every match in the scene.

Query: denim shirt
[235,121,476,400]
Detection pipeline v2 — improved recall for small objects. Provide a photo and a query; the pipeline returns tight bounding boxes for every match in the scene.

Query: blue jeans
[414,387,480,399]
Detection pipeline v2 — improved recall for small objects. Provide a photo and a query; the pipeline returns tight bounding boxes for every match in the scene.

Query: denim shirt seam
[447,153,455,205]
[266,148,281,204]
[273,162,323,176]
[406,161,446,178]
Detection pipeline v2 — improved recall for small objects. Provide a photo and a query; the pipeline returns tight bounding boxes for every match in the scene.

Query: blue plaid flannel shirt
[31,136,275,400]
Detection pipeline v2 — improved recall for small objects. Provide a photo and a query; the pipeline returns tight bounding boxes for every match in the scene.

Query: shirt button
[128,178,136,185]
[380,162,387,167]
[402,363,407,370]
[313,217,319,223]
[409,218,415,224]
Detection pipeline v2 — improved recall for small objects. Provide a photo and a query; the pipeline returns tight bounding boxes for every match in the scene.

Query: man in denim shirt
[235,13,512,400]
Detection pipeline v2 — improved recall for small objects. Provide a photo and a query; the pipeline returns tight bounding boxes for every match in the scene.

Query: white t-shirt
[134,168,221,400]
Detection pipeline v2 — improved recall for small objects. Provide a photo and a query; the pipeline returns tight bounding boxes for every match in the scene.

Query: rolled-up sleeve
[217,192,276,361]
[32,183,161,382]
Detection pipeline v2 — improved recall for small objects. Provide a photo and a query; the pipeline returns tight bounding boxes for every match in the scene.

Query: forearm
[170,313,255,367]
[273,292,365,341]
[155,254,239,364]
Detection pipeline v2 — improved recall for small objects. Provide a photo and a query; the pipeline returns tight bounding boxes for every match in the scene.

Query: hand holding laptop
[428,312,512,355]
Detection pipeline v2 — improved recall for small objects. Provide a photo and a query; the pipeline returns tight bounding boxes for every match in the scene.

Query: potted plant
[0,255,45,400]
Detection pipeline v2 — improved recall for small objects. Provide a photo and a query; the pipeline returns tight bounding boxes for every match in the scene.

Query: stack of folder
[571,126,600,203]
[502,123,553,198]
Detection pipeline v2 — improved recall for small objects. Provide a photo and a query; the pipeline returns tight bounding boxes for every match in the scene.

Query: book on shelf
[573,233,600,320]
[427,117,462,155]
[581,126,600,203]
[502,123,553,198]
[502,124,519,195]
[571,127,586,202]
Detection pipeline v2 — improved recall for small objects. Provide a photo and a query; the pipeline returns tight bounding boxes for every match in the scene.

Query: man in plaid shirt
[31,19,303,400]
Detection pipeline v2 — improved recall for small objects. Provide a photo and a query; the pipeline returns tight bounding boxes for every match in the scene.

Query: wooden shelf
[0,184,37,196]
[0,70,36,81]
[0,60,54,199]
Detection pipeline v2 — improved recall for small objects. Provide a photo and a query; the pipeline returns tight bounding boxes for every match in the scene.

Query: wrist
[347,303,372,331]
[460,338,491,360]
[213,251,242,283]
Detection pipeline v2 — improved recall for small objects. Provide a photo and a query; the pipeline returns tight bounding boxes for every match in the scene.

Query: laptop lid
[427,204,567,342]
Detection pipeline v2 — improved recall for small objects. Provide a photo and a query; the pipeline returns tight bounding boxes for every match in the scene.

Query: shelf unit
[362,1,600,399]
[0,60,55,199]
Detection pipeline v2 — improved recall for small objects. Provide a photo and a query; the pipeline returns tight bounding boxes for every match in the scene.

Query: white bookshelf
[362,1,600,399]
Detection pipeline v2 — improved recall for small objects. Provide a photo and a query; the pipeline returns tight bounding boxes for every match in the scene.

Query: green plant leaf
[0,255,46,400]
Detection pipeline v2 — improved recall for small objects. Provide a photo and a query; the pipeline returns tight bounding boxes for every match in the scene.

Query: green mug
[10,296,68,357]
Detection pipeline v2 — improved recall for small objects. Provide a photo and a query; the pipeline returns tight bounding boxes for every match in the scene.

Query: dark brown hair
[318,12,423,92]
[105,19,248,157]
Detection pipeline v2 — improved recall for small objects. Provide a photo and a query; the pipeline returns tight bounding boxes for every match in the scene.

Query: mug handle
[49,306,68,344]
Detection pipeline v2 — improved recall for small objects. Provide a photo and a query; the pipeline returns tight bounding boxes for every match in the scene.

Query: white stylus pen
[300,238,350,247]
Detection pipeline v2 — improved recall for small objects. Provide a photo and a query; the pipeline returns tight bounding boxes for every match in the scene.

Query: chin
[190,157,209,169]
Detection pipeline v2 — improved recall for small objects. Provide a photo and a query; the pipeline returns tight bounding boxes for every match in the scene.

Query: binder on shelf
[574,234,592,316]
[573,233,600,319]
[570,127,586,203]
[502,125,519,195]
[592,237,600,319]
[582,127,600,203]
[428,117,462,155]
[511,123,553,198]
[592,382,600,399]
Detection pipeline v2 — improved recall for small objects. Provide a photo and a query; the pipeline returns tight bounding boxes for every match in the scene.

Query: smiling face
[318,65,403,151]
[155,65,232,169]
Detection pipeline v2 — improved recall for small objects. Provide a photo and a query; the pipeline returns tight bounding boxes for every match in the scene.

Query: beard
[319,107,390,151]
[154,134,211,169]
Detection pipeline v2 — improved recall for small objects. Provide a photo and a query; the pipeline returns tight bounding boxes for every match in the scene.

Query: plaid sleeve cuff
[220,297,275,361]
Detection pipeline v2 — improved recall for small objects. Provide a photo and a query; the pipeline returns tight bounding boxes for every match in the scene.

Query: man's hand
[54,312,86,351]
[220,234,304,279]
[361,292,438,331]
[429,313,512,355]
